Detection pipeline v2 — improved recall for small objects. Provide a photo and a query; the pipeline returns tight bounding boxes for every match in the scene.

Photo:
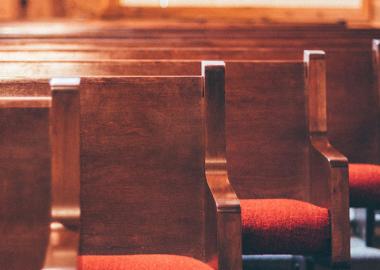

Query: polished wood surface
[0,47,366,61]
[43,78,81,269]
[0,20,370,269]
[0,38,374,50]
[225,61,309,200]
[0,60,199,76]
[79,76,204,256]
[77,76,239,269]
[0,94,51,270]
[305,51,350,266]
[203,61,242,270]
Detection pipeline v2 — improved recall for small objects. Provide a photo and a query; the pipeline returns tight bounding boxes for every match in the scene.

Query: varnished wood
[305,51,350,266]
[43,78,81,270]
[74,76,236,269]
[0,47,356,268]
[0,96,51,108]
[202,61,242,270]
[304,50,328,133]
[79,76,204,256]
[0,60,199,77]
[373,39,380,119]
[50,77,80,227]
[0,47,367,61]
[0,38,375,50]
[0,94,51,270]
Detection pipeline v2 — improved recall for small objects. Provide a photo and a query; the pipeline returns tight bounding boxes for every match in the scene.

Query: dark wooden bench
[0,74,242,270]
[0,47,365,60]
[0,95,50,270]
[0,43,374,245]
[0,37,374,50]
[0,55,350,269]
[203,55,349,268]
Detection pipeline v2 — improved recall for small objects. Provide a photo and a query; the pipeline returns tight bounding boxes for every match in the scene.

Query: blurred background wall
[1,0,380,26]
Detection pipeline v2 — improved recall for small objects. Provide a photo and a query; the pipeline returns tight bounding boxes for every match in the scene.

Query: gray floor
[243,238,380,269]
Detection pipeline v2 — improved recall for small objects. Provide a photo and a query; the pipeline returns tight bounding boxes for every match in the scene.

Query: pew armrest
[204,173,242,270]
[309,135,350,266]
[310,136,348,168]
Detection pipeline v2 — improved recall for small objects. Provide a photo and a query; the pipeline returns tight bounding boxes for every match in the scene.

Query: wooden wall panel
[0,0,20,20]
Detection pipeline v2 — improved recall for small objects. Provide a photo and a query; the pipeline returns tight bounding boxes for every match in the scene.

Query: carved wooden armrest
[202,61,242,270]
[310,135,348,168]
[205,171,241,270]
[305,50,350,267]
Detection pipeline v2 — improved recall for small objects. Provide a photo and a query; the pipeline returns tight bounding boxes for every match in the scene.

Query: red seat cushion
[349,163,380,207]
[241,199,330,255]
[78,255,214,270]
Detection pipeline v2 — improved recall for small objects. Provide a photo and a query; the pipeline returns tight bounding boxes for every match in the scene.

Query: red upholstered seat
[78,255,214,270]
[241,199,330,255]
[349,163,380,207]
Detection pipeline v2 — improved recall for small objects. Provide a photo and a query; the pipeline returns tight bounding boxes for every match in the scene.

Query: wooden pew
[0,47,365,61]
[0,56,350,269]
[0,74,242,270]
[346,39,380,246]
[0,94,50,270]
[203,55,349,268]
[0,38,374,50]
[0,80,80,270]
[60,75,240,270]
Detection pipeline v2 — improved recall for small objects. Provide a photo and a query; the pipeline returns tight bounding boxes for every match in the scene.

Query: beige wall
[372,0,380,21]
[0,0,20,20]
[123,0,362,8]
[1,0,380,24]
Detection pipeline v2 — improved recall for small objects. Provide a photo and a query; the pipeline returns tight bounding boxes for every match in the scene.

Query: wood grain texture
[43,78,81,269]
[304,50,328,133]
[0,37,375,50]
[79,76,212,262]
[327,49,377,164]
[310,136,350,267]
[0,96,51,108]
[0,60,199,77]
[0,97,50,270]
[50,78,80,227]
[0,46,374,168]
[202,61,242,270]
[305,51,350,266]
[225,61,310,201]
[0,79,50,96]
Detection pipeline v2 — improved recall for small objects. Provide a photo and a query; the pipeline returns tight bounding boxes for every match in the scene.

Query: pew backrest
[78,76,210,259]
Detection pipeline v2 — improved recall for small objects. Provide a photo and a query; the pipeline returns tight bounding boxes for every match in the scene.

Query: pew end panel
[305,50,350,267]
[202,61,242,270]
[0,93,51,270]
[44,78,81,269]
